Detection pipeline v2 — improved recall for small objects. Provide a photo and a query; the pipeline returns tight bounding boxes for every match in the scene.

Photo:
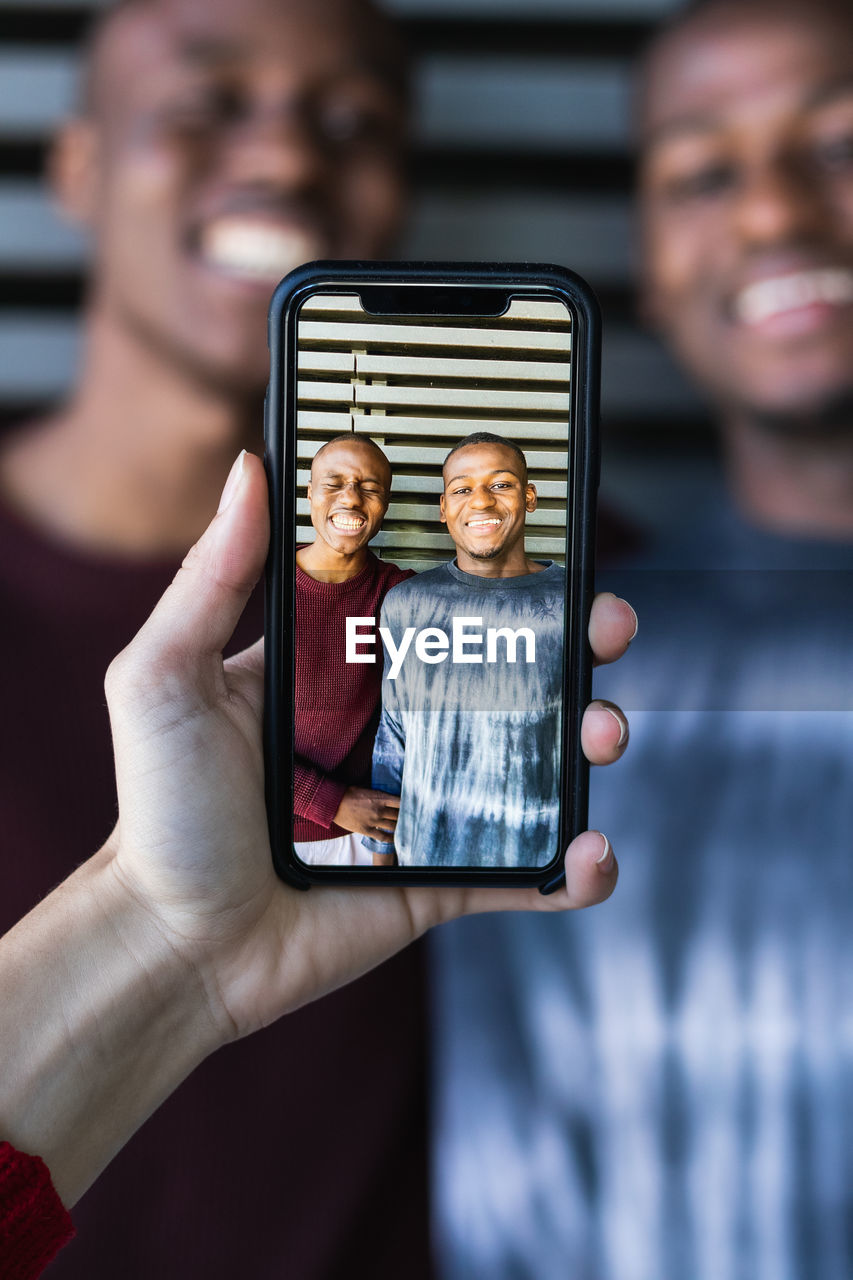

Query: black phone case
[264,261,600,892]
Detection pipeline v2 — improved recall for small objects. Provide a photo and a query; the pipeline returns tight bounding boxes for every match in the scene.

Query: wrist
[99,835,238,1049]
[96,838,234,1052]
[0,844,225,1207]
[317,777,349,828]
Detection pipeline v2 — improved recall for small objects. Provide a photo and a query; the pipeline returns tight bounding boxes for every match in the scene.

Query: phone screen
[290,288,574,873]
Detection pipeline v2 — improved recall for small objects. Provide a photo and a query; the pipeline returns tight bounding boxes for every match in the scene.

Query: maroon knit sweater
[294,552,413,842]
[0,495,432,1280]
[0,1143,75,1278]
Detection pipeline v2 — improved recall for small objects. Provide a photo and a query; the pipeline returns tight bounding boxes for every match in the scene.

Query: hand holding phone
[0,450,630,1220]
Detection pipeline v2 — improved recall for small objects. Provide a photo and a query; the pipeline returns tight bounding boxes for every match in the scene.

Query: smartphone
[265,261,600,891]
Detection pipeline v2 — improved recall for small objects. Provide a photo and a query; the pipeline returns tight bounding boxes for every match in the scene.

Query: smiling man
[636,0,853,527]
[430,2,853,1278]
[363,432,569,869]
[0,1,431,1276]
[294,434,411,865]
[0,0,406,563]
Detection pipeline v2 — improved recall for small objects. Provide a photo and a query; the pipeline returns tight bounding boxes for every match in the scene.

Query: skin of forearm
[0,839,226,1208]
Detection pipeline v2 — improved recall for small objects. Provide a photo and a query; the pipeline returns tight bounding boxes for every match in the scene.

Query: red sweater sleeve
[0,1142,75,1279]
[293,756,348,828]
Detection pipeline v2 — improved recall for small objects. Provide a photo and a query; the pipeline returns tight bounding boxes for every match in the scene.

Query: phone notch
[358,285,511,318]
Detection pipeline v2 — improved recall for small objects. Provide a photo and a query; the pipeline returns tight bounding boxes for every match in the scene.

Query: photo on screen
[292,293,572,870]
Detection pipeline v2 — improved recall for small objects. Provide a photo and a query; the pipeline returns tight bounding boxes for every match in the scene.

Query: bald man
[0,2,430,1276]
[294,433,410,866]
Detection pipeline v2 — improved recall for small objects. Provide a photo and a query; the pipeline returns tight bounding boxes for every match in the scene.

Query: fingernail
[595,833,614,872]
[618,597,639,642]
[218,450,246,514]
[604,705,629,748]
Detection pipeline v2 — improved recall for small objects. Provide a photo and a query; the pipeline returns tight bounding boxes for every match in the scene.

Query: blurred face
[440,443,536,567]
[638,1,853,425]
[307,438,391,556]
[76,0,407,391]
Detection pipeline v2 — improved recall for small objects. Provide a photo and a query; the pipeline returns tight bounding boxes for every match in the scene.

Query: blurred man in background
[0,0,432,1275]
[432,1,853,1277]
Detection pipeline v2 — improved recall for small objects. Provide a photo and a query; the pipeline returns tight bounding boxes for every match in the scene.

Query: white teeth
[331,515,365,530]
[468,518,501,526]
[200,220,321,280]
[735,268,853,325]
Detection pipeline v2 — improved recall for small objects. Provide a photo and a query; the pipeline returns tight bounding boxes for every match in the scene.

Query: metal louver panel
[296,294,571,571]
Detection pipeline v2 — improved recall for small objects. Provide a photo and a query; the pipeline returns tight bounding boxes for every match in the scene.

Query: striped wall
[296,294,573,569]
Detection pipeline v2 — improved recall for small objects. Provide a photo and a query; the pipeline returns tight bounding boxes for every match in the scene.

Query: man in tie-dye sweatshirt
[363,432,566,869]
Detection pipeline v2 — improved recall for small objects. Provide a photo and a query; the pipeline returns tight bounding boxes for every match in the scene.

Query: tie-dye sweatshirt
[363,559,565,868]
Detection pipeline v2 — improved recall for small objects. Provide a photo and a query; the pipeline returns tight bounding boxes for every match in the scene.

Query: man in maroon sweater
[0,1,634,1273]
[294,434,410,865]
[0,0,428,1276]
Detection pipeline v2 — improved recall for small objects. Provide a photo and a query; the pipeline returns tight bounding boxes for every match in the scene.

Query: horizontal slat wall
[0,183,639,277]
[296,295,570,570]
[0,0,713,533]
[0,51,633,148]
